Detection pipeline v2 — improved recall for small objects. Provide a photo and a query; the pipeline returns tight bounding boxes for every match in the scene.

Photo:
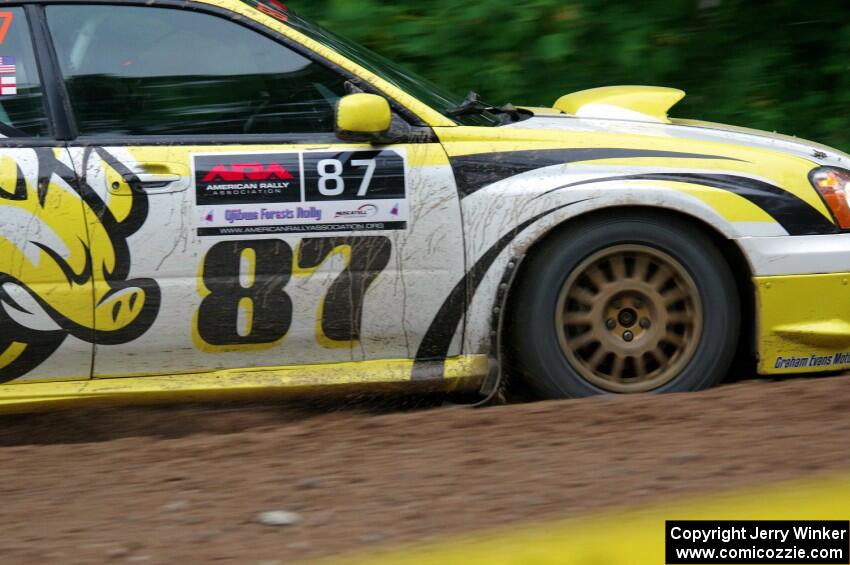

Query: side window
[0,8,49,137]
[45,5,350,136]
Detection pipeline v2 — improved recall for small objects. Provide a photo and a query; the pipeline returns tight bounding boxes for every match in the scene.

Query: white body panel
[67,144,466,378]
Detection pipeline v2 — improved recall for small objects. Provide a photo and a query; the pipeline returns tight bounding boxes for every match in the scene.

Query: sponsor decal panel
[194,150,407,235]
[195,153,300,205]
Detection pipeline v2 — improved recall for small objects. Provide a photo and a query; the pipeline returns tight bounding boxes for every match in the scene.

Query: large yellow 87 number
[193,236,391,352]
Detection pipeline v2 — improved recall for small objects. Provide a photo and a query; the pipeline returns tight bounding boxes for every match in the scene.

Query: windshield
[239,0,503,127]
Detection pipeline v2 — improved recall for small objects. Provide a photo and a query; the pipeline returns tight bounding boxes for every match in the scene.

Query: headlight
[810,167,850,229]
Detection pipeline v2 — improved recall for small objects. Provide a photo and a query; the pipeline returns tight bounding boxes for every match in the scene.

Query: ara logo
[195,154,302,205]
[202,162,295,183]
[204,210,214,222]
[390,203,400,216]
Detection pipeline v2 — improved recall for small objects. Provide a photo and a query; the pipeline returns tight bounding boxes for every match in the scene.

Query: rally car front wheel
[511,212,740,398]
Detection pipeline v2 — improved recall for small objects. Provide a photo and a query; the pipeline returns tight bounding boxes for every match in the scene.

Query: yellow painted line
[0,355,488,414]
[322,474,850,565]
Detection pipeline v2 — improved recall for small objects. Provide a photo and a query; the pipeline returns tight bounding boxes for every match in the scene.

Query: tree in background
[296,0,850,150]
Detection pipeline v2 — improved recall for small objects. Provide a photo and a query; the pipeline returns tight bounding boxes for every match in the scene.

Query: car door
[0,6,96,384]
[44,3,466,379]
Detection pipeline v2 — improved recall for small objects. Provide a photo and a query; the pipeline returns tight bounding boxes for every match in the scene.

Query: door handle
[108,162,190,196]
[124,173,187,193]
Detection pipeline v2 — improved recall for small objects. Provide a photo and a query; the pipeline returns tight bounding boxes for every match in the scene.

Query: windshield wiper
[446,91,522,123]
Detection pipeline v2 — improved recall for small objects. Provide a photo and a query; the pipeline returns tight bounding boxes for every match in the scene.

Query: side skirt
[0,356,489,414]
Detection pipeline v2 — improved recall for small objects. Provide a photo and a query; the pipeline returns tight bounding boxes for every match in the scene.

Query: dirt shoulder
[1,375,849,563]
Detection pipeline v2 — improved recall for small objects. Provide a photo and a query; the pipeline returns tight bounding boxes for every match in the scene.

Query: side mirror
[335,93,392,143]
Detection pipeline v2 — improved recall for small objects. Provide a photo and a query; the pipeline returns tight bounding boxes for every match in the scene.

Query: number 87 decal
[193,236,392,352]
[317,158,377,197]
[305,151,405,202]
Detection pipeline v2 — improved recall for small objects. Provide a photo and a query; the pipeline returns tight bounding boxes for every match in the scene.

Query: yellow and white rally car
[1,0,849,410]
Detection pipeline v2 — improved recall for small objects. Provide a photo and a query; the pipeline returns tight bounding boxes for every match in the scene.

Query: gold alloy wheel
[555,244,703,393]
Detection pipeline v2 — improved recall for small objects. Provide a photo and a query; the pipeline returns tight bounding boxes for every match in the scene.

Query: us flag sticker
[1,76,16,95]
[0,55,15,74]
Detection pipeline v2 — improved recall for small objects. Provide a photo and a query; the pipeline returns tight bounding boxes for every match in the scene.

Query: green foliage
[294,0,850,151]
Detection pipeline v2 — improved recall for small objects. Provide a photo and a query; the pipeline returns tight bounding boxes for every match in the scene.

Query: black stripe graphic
[538,172,837,236]
[412,200,589,380]
[450,148,743,198]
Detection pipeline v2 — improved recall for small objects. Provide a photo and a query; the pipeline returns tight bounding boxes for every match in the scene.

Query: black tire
[510,211,739,398]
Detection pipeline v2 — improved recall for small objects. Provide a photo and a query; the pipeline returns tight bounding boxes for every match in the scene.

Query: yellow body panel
[0,355,488,413]
[757,273,850,373]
